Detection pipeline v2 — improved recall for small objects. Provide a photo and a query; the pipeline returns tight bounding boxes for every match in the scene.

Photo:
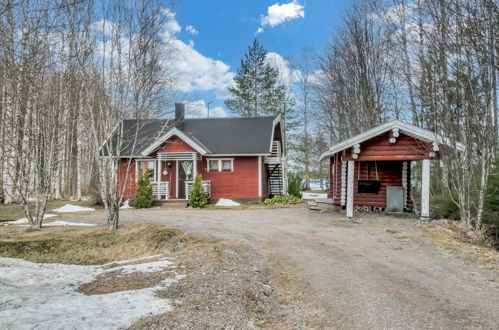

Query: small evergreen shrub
[134,173,153,208]
[264,195,302,205]
[189,174,207,208]
[431,193,460,220]
[288,172,302,198]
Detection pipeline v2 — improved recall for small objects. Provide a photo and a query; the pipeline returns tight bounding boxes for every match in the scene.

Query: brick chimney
[175,103,185,130]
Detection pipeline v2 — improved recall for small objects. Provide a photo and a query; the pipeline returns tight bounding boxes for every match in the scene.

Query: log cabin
[101,103,286,202]
[318,121,464,220]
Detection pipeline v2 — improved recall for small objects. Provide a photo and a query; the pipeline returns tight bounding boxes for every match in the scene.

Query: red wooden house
[319,121,464,219]
[103,104,286,202]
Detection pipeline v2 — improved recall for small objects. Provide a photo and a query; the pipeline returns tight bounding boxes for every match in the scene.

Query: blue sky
[166,0,350,118]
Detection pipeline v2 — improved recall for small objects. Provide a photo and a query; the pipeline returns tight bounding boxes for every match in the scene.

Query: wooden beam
[346,161,355,218]
[421,159,430,220]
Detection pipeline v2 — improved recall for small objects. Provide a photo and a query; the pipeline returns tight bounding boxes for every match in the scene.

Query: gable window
[137,160,156,181]
[207,158,233,172]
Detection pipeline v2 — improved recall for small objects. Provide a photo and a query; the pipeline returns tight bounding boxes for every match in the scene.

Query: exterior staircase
[267,163,283,196]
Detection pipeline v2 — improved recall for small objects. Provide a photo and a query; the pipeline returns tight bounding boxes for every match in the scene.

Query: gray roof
[101,116,278,157]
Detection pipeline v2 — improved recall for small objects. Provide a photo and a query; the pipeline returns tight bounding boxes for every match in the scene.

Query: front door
[177,160,193,199]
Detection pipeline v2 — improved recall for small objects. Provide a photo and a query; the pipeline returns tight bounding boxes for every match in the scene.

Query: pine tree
[134,173,153,208]
[225,39,286,117]
[189,174,207,208]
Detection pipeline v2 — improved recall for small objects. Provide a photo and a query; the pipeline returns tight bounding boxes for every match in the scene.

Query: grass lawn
[0,223,198,265]
[0,200,103,223]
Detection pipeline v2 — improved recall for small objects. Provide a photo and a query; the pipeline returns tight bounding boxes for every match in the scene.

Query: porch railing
[152,182,170,200]
[264,141,282,164]
[185,180,211,200]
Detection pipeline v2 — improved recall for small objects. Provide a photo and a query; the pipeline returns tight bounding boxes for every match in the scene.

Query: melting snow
[0,214,57,226]
[0,255,184,329]
[120,200,133,209]
[42,221,96,227]
[52,204,95,213]
[301,192,328,200]
[215,198,241,207]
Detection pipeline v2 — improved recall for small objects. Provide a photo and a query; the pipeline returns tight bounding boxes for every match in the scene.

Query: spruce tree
[134,173,153,208]
[225,39,286,117]
[189,174,207,208]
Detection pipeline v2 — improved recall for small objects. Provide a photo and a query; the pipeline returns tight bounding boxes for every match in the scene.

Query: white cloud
[265,52,300,86]
[257,1,305,34]
[158,10,234,96]
[184,100,228,118]
[169,38,235,95]
[185,25,198,35]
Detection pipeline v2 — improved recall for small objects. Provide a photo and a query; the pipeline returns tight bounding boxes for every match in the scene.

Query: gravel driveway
[67,208,499,329]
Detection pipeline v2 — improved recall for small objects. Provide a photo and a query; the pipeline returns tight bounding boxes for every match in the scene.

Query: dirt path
[67,208,499,329]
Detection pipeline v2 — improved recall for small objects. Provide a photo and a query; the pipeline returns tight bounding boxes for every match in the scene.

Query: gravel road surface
[66,208,499,329]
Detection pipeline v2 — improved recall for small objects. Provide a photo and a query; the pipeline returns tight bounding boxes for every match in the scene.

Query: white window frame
[207,158,234,172]
[135,159,157,182]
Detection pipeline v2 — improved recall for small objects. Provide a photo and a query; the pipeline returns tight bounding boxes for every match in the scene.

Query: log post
[421,159,430,220]
[346,161,355,218]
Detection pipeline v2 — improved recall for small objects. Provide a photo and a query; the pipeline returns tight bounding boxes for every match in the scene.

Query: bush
[431,193,460,220]
[288,172,302,198]
[189,174,207,208]
[264,195,302,205]
[134,173,153,208]
[483,160,499,247]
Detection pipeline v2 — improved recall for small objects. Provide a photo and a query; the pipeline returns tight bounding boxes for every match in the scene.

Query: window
[207,159,233,172]
[221,160,232,171]
[137,161,155,181]
[208,159,219,172]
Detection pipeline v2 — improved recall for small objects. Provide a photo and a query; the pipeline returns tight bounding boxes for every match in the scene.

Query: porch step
[157,200,187,209]
[308,198,336,211]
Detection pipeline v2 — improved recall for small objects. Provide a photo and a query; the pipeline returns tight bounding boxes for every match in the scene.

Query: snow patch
[0,255,184,329]
[120,200,133,209]
[52,204,95,213]
[0,214,57,226]
[215,198,240,207]
[42,221,97,227]
[301,192,328,200]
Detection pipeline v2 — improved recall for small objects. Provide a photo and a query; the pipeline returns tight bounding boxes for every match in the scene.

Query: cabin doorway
[177,160,193,199]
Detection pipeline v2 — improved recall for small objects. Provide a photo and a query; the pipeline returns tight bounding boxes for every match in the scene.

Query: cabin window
[137,160,155,181]
[207,158,233,172]
[221,160,232,171]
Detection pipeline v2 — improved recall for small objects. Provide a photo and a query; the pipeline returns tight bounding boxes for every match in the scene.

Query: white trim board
[141,127,209,156]
[319,120,465,161]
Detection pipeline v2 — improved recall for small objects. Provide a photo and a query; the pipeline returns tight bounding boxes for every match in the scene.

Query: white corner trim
[141,127,209,156]
[258,156,262,197]
[319,120,465,161]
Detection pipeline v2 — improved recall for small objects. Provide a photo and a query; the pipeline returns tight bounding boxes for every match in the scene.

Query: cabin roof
[101,116,280,157]
[319,120,465,161]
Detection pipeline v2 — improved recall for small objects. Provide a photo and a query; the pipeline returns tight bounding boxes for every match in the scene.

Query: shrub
[264,195,302,206]
[134,173,153,208]
[189,174,207,208]
[288,172,302,198]
[431,193,460,220]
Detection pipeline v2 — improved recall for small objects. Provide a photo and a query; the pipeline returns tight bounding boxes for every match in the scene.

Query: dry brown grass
[0,200,103,223]
[422,221,499,276]
[0,223,197,265]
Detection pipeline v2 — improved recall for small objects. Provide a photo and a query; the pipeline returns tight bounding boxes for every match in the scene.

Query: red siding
[118,159,137,197]
[197,156,260,199]
[156,135,196,153]
[117,135,266,200]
